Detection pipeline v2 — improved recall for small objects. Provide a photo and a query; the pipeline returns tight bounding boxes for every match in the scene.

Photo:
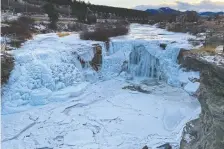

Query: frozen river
[1,24,201,149]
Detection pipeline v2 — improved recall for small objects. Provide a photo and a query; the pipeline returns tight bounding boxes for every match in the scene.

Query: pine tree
[71,0,86,22]
[43,1,59,29]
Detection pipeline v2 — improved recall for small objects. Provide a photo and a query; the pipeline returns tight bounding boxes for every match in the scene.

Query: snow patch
[184,82,200,95]
[201,55,224,66]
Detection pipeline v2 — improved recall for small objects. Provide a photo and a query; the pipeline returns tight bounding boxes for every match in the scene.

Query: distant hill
[145,7,180,15]
[145,7,224,17]
[199,11,224,17]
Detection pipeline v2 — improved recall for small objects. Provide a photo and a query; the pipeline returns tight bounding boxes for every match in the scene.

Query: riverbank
[179,48,224,149]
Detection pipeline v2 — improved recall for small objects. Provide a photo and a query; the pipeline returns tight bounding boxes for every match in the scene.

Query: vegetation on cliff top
[80,21,129,41]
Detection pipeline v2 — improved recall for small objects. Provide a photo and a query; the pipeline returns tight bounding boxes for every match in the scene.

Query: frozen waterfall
[2,24,202,149]
[2,24,200,114]
[128,45,161,79]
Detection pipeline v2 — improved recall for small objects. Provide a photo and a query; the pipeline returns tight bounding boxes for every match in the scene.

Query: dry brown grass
[192,46,216,54]
[57,32,70,37]
[1,16,35,40]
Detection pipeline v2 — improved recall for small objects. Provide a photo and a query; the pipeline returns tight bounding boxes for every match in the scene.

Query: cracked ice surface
[2,24,201,149]
[2,79,200,149]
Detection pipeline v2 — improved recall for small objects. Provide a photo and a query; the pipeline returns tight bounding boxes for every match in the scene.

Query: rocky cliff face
[180,52,224,149]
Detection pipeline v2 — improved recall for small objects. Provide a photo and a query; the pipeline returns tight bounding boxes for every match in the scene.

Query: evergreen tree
[43,1,59,29]
[43,0,150,22]
[71,0,87,22]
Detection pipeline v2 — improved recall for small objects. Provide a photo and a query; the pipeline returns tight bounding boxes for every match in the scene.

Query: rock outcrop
[1,52,14,85]
[91,44,102,71]
[180,53,224,149]
[77,44,102,71]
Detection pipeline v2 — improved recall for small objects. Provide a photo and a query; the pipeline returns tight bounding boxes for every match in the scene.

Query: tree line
[42,0,150,21]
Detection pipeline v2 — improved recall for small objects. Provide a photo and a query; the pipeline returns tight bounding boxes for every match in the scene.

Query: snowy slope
[2,24,201,149]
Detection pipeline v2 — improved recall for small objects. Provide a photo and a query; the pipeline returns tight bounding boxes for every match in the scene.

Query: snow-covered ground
[1,24,201,149]
[200,45,224,66]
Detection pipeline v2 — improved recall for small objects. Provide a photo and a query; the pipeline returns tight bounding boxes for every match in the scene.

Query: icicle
[128,45,161,79]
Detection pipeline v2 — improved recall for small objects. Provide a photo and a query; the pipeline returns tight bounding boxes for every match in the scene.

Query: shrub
[1,16,34,40]
[43,2,59,30]
[80,22,129,41]
[1,16,35,48]
[68,23,87,32]
[17,16,35,25]
[185,11,199,22]
[86,12,97,24]
[167,23,186,33]
[71,2,87,22]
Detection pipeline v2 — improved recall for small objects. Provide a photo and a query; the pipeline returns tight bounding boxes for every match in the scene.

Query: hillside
[146,7,180,15]
[199,11,224,17]
[144,6,224,17]
[1,0,150,20]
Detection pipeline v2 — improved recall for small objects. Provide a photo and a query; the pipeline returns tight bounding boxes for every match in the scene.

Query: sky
[87,0,224,12]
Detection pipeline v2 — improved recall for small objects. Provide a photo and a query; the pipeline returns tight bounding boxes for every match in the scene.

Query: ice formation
[1,34,104,114]
[129,45,161,78]
[2,24,202,149]
[2,24,201,113]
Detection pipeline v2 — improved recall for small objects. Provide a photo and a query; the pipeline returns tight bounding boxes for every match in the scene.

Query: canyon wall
[180,52,224,149]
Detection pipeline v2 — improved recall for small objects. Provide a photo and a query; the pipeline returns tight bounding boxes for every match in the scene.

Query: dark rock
[141,79,160,86]
[160,43,167,50]
[189,40,201,47]
[157,143,172,149]
[122,85,151,94]
[142,145,149,149]
[91,44,102,71]
[1,52,14,85]
[118,60,128,75]
[180,119,200,149]
[157,22,167,29]
[189,77,200,83]
[105,41,110,51]
[177,48,190,64]
[37,147,53,149]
